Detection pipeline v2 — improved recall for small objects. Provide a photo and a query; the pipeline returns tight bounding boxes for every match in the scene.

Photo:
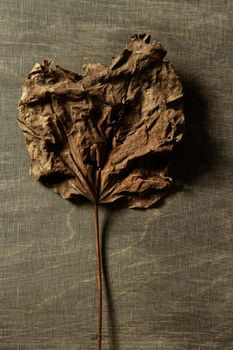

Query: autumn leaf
[18,34,184,209]
[18,34,184,349]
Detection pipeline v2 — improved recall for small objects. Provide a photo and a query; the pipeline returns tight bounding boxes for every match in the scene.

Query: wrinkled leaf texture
[18,34,184,208]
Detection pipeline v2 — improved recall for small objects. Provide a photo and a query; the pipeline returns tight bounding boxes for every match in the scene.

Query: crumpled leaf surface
[18,34,184,208]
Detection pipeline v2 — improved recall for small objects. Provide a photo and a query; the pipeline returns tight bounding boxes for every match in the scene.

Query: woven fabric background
[0,1,232,349]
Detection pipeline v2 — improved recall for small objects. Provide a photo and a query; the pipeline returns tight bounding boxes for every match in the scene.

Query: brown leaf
[18,34,184,208]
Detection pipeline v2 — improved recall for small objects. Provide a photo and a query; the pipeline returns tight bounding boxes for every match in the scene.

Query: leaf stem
[94,203,102,350]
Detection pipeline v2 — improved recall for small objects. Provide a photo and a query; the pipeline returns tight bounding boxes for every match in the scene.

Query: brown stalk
[94,203,102,350]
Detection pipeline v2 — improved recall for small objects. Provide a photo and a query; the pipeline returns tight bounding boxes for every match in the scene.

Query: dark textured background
[0,1,232,349]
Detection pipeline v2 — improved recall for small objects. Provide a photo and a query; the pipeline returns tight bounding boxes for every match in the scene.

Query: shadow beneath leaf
[169,76,217,194]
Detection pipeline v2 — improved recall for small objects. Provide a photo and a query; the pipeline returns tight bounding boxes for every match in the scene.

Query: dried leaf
[18,34,185,350]
[18,34,184,208]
